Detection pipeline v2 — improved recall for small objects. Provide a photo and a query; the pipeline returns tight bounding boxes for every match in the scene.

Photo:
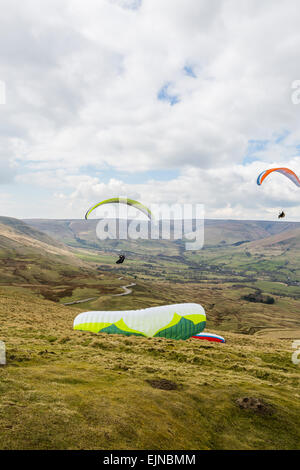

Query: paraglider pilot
[116,254,125,264]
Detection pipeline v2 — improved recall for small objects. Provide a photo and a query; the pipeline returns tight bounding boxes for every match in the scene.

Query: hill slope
[22,217,300,312]
[246,227,300,250]
[0,216,88,288]
[0,286,299,450]
[0,216,76,256]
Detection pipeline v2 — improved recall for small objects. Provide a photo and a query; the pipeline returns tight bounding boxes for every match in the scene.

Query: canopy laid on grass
[192,332,225,343]
[73,303,206,340]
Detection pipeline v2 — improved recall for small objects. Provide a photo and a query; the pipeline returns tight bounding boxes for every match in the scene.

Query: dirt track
[63,282,136,305]
[112,283,136,297]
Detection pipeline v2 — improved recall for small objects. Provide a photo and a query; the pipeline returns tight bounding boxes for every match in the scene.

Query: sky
[0,0,300,220]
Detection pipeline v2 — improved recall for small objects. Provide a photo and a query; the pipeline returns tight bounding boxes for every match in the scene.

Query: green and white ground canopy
[73,303,206,340]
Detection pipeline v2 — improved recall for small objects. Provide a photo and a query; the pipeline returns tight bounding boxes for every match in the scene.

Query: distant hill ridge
[0,216,88,287]
[0,216,77,258]
[23,218,300,249]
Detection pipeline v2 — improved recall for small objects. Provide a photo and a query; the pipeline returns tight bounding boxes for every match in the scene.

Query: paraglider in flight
[116,254,125,264]
[278,211,285,219]
[192,332,225,343]
[73,303,206,340]
[85,197,153,220]
[257,168,300,187]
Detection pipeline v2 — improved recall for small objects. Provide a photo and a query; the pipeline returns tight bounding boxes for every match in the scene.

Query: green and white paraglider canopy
[74,303,206,340]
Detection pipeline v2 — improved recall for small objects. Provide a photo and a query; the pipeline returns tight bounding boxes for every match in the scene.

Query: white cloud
[0,0,300,219]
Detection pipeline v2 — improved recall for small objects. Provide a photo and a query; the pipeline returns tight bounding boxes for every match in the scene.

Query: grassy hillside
[0,217,299,450]
[20,217,300,334]
[0,216,93,290]
[0,216,73,251]
[0,286,299,450]
[23,219,300,289]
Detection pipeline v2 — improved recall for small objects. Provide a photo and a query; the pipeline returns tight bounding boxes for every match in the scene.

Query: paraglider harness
[116,254,125,264]
[278,211,285,219]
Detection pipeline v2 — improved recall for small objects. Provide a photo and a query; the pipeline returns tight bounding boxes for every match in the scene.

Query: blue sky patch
[110,0,142,11]
[243,139,270,164]
[157,82,180,106]
[83,167,180,184]
[274,130,290,144]
[183,65,196,78]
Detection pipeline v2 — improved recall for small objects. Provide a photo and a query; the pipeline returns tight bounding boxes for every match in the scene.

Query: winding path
[112,283,136,297]
[63,282,136,305]
[63,297,98,306]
